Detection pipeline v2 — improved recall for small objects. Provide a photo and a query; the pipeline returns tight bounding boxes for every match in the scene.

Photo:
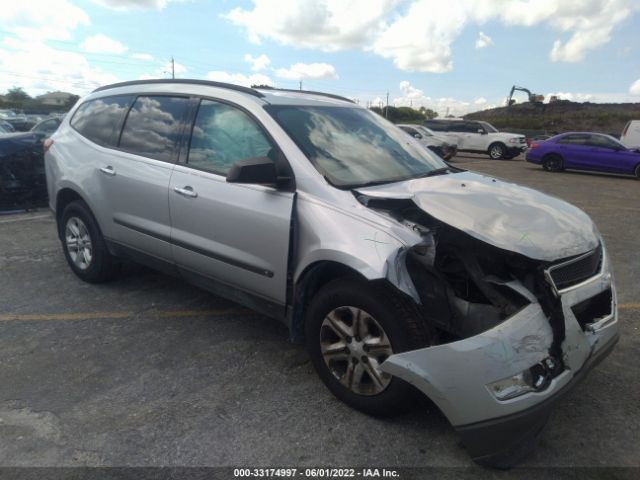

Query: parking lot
[1,153,639,469]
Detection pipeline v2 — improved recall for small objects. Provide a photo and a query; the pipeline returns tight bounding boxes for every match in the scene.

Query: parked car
[30,116,62,138]
[46,80,618,467]
[525,134,551,147]
[526,132,640,178]
[424,118,527,159]
[0,109,31,131]
[0,131,48,210]
[397,124,457,160]
[620,120,640,147]
[0,120,16,133]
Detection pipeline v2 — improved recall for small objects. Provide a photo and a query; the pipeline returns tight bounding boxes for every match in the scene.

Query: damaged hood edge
[356,171,599,262]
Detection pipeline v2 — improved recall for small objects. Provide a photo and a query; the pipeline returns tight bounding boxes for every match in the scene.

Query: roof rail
[256,86,355,104]
[92,79,264,98]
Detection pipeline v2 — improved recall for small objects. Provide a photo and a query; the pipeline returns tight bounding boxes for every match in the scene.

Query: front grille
[547,245,603,290]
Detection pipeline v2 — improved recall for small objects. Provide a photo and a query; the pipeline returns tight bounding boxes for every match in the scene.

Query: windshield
[414,125,434,137]
[480,121,498,133]
[266,106,446,188]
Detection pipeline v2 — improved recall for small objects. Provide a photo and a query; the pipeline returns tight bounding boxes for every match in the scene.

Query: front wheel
[488,143,506,160]
[634,163,640,180]
[305,279,431,416]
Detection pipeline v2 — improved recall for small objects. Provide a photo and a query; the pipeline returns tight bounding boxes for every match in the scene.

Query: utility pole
[171,56,175,79]
[299,79,302,91]
[385,91,389,118]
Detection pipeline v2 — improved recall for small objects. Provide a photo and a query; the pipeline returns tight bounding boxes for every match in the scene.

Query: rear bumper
[456,331,618,463]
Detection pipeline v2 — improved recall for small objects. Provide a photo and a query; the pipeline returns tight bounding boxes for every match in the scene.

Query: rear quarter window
[70,96,132,146]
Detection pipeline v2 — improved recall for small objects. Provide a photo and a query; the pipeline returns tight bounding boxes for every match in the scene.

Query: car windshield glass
[414,126,434,137]
[480,121,498,133]
[266,105,446,188]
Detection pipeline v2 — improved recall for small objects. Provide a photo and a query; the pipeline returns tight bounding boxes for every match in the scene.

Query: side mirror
[477,128,487,135]
[413,133,423,139]
[227,156,278,186]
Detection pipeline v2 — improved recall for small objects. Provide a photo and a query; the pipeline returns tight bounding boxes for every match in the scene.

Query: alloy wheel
[65,216,93,270]
[320,306,394,396]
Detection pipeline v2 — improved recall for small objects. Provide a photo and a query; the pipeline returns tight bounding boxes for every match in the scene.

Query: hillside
[465,100,640,136]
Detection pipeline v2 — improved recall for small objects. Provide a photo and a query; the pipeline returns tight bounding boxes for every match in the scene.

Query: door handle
[173,186,198,198]
[100,166,116,176]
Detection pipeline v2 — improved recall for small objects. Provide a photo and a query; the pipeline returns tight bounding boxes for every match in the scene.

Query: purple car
[526,132,640,179]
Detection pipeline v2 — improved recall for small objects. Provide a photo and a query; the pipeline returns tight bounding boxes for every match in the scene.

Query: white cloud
[81,34,128,54]
[545,91,595,102]
[225,0,640,72]
[275,63,338,80]
[224,0,398,51]
[391,81,474,116]
[630,79,640,95]
[244,54,271,71]
[92,0,177,10]
[131,52,154,61]
[475,31,493,49]
[206,71,274,88]
[0,38,118,96]
[0,1,90,41]
[162,60,187,75]
[474,97,487,105]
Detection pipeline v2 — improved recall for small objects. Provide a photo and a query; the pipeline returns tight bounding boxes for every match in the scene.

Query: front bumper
[381,248,618,461]
[506,144,527,156]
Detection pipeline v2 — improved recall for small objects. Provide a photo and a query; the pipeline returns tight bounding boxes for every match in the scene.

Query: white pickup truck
[424,118,527,160]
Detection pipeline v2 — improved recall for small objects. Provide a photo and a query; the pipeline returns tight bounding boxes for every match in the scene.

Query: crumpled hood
[356,171,599,261]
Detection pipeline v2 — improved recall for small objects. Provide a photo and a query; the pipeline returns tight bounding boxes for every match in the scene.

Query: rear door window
[557,134,589,145]
[119,95,191,162]
[70,95,132,146]
[186,99,274,176]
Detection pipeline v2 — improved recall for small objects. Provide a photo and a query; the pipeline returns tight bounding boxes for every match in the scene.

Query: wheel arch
[289,260,401,343]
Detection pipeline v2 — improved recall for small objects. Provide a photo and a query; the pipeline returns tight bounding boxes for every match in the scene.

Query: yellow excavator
[507,85,544,106]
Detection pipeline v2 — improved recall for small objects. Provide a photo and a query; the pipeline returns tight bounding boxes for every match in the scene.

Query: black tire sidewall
[60,201,116,283]
[543,154,563,172]
[305,279,423,416]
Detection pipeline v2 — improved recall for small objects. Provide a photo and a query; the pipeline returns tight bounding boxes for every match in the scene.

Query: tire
[59,200,120,283]
[488,143,506,160]
[305,278,431,417]
[634,163,640,180]
[542,154,564,172]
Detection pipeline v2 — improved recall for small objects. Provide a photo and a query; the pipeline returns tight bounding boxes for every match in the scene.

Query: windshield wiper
[413,167,452,178]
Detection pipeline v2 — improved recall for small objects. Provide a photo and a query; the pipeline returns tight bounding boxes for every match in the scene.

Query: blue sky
[1,0,639,115]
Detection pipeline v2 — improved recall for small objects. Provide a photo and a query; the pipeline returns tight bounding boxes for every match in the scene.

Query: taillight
[530,143,540,149]
[43,138,54,153]
[622,122,630,137]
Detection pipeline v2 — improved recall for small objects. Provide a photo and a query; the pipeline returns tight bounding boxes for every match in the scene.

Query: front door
[169,98,294,306]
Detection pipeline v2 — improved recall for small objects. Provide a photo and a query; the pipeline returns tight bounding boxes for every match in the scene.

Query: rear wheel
[542,154,563,172]
[305,279,431,416]
[488,143,506,160]
[60,200,120,283]
[635,163,640,179]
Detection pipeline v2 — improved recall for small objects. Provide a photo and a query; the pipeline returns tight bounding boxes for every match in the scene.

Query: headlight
[508,138,520,144]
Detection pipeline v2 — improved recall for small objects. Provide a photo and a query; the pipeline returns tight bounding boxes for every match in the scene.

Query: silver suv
[45,80,618,466]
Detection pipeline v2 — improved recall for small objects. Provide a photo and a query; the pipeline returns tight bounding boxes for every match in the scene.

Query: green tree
[5,87,31,102]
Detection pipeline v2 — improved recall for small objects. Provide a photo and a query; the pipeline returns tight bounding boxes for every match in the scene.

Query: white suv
[424,119,527,159]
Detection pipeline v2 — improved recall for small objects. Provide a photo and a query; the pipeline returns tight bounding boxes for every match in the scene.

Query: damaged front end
[356,173,619,464]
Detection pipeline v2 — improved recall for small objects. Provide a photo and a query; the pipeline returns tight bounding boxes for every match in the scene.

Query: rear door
[96,94,191,260]
[169,98,294,306]
[555,134,590,168]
